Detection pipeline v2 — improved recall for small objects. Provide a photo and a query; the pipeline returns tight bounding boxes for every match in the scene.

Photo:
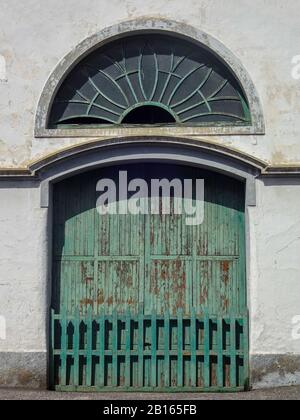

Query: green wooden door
[50,163,248,391]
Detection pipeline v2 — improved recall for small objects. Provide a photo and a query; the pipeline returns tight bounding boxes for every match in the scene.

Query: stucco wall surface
[249,178,300,353]
[0,184,48,353]
[0,0,299,390]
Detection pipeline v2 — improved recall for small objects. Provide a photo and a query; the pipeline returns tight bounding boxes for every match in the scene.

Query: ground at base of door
[0,386,299,400]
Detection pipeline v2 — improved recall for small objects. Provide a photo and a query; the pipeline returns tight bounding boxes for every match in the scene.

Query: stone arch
[31,137,262,208]
[35,18,265,137]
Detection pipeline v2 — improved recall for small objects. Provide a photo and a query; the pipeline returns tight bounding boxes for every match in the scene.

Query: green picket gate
[50,163,248,391]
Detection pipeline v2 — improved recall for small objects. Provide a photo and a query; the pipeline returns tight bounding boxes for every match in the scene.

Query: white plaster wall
[0,0,299,167]
[0,185,48,352]
[0,0,300,386]
[250,178,300,355]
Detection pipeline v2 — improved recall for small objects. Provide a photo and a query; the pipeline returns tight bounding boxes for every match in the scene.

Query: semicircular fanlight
[49,34,251,127]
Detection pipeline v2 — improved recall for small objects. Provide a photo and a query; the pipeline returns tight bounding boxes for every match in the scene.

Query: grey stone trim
[251,354,300,389]
[0,169,31,176]
[0,352,47,389]
[32,138,260,209]
[261,166,300,176]
[30,137,268,173]
[34,18,265,138]
[3,165,300,178]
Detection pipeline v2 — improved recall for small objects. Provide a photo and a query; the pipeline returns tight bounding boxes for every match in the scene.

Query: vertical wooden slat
[230,315,237,388]
[243,313,249,389]
[93,174,99,316]
[190,307,197,387]
[204,310,210,388]
[86,306,93,386]
[217,317,223,388]
[73,309,80,387]
[177,308,183,387]
[138,309,144,388]
[151,310,157,387]
[99,311,105,387]
[144,209,151,313]
[164,310,170,388]
[112,310,118,387]
[60,311,68,387]
[50,309,55,389]
[125,309,131,387]
[238,203,247,315]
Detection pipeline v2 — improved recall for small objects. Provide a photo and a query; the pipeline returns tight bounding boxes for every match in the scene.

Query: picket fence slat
[51,309,248,392]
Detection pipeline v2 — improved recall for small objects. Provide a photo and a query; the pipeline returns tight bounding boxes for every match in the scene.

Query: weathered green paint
[51,163,248,391]
[51,310,248,391]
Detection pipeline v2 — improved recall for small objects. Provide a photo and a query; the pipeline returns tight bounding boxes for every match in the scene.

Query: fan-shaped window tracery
[49,34,251,127]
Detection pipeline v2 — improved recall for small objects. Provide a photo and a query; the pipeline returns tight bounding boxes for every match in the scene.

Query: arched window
[49,34,251,128]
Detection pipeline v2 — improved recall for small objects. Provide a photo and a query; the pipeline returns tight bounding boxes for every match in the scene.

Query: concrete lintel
[35,140,259,208]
